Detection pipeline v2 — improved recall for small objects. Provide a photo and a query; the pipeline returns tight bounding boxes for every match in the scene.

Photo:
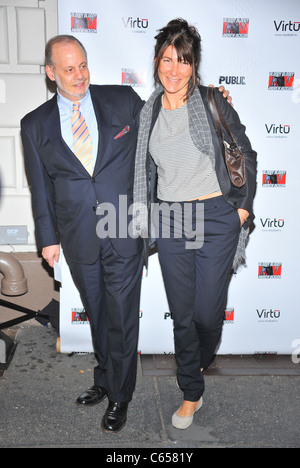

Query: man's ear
[45,65,55,82]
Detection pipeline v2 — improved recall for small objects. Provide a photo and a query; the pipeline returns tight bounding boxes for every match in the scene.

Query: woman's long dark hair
[154,19,201,100]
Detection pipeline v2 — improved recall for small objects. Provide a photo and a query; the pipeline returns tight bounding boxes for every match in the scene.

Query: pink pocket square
[114,125,130,140]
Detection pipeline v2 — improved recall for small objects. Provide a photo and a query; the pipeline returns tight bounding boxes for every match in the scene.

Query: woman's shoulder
[197,85,224,110]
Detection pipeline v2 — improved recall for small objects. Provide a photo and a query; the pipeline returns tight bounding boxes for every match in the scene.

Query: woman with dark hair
[133,19,257,429]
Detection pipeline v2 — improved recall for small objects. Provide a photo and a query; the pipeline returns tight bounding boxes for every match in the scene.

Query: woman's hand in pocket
[237,208,249,226]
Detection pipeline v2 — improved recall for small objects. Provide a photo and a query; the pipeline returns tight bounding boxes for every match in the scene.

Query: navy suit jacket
[21,85,144,264]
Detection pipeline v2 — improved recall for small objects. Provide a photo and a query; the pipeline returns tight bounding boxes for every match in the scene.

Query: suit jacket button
[91,177,96,182]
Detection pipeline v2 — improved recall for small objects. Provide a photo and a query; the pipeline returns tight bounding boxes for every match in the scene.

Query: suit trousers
[156,196,240,401]
[68,237,143,403]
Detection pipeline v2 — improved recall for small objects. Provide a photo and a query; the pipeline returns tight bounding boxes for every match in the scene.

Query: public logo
[268,72,295,90]
[258,263,282,279]
[71,308,90,325]
[223,18,249,37]
[164,312,173,320]
[121,68,146,87]
[265,123,291,138]
[71,13,97,33]
[262,171,286,187]
[219,76,246,85]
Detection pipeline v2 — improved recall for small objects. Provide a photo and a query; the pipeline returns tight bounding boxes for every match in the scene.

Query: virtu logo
[265,124,291,136]
[122,17,149,29]
[274,20,300,33]
[260,217,285,230]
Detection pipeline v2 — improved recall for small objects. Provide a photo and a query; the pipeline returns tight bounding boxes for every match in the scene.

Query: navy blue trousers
[157,196,240,401]
[68,237,143,403]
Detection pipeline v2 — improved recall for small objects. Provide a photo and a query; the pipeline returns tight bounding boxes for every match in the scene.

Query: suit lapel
[90,85,112,175]
[43,88,113,176]
[43,95,89,175]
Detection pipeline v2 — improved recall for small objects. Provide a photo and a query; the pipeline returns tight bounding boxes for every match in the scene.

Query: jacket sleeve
[21,120,59,249]
[128,86,145,130]
[214,89,257,222]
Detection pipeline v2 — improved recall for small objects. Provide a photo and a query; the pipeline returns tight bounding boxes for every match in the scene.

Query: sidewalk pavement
[0,325,299,449]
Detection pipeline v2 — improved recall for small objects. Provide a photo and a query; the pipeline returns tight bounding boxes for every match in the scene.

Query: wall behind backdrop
[57,0,300,356]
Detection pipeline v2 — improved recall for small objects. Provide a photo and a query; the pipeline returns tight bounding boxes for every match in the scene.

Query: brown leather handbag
[207,87,246,188]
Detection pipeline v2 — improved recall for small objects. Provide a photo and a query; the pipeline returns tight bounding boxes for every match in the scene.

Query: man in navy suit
[21,35,144,433]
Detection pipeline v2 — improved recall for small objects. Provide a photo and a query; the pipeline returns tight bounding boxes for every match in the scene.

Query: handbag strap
[207,87,235,143]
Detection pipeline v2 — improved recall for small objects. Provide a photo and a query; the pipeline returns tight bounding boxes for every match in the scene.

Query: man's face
[46,41,90,101]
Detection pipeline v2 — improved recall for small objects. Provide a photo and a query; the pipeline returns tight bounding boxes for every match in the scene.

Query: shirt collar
[57,88,91,115]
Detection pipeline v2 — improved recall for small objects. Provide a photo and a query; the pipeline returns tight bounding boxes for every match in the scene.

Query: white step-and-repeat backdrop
[57,0,300,355]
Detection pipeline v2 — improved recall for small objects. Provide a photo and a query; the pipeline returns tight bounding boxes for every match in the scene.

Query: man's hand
[209,84,233,106]
[42,244,60,268]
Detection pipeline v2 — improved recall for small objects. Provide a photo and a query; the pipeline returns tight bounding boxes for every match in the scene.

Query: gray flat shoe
[172,397,203,429]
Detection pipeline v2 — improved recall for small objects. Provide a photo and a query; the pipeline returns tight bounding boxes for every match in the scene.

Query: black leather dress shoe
[101,401,128,433]
[76,385,107,406]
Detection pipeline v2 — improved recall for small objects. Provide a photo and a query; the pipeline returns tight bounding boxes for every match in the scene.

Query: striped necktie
[71,101,94,175]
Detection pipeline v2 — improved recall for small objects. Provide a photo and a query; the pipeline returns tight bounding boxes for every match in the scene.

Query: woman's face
[157,45,193,98]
